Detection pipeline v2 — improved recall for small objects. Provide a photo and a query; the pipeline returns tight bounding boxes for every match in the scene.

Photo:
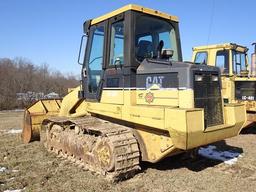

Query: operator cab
[193,43,249,76]
[78,4,182,100]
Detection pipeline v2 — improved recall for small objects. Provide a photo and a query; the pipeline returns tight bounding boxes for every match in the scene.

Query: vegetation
[0,58,79,110]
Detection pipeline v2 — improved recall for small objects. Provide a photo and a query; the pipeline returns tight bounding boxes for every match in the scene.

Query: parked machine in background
[22,5,246,180]
[192,42,256,126]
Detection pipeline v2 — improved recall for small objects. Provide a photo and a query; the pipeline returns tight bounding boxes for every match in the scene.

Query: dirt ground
[0,111,256,192]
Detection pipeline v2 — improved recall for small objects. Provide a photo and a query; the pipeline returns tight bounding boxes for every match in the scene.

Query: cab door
[83,22,107,100]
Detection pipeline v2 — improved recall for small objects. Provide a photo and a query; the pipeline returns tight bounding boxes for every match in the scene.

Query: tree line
[0,58,80,110]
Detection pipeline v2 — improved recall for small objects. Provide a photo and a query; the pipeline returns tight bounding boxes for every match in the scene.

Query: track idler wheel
[93,138,115,172]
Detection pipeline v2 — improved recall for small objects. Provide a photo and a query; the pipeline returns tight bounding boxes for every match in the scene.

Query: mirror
[161,49,174,60]
[78,35,87,65]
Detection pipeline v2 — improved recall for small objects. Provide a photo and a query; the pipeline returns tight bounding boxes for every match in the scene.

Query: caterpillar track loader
[22,5,246,180]
[192,43,256,126]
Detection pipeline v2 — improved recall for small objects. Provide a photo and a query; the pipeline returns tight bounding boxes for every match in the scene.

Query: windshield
[135,15,179,62]
[232,51,247,74]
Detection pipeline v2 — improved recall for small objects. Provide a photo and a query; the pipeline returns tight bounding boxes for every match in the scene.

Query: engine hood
[136,59,221,89]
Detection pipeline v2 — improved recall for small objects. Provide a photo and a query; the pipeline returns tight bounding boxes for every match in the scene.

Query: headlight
[211,75,218,81]
[195,75,203,81]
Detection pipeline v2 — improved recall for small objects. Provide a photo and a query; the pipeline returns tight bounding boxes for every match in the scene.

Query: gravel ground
[0,111,256,192]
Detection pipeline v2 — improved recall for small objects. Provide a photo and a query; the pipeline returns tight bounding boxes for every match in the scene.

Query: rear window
[194,52,208,64]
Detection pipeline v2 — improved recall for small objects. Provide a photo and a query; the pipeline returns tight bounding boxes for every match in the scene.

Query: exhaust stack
[251,43,256,77]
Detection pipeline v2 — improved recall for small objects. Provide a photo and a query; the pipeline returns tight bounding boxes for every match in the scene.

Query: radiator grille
[194,72,223,127]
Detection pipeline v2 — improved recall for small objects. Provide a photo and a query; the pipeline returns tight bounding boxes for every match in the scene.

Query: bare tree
[0,58,79,110]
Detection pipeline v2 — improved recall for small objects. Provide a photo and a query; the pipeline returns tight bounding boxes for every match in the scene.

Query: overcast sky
[0,0,255,75]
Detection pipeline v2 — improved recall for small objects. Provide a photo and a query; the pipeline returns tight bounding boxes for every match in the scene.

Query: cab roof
[193,43,248,53]
[90,4,179,25]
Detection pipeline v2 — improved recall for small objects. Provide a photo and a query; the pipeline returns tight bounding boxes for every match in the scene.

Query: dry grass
[1,111,256,192]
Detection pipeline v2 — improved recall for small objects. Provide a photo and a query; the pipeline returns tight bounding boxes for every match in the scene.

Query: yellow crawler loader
[192,43,256,126]
[22,5,246,180]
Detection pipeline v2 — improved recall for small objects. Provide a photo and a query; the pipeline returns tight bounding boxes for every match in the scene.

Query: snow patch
[0,167,7,172]
[7,128,22,134]
[13,109,24,112]
[198,145,242,165]
[0,167,19,174]
[0,109,24,113]
[3,190,23,192]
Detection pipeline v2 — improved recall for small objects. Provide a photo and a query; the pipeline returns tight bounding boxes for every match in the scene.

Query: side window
[233,51,246,74]
[235,54,241,73]
[109,21,124,65]
[194,52,208,64]
[88,25,105,93]
[216,50,229,74]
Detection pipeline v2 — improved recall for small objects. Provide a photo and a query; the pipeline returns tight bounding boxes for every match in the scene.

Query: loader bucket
[22,99,62,143]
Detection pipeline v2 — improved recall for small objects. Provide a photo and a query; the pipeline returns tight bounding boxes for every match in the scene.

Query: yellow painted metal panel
[192,43,247,52]
[136,89,179,106]
[123,90,137,106]
[221,77,234,102]
[91,4,179,25]
[224,103,246,127]
[31,115,49,126]
[178,89,194,108]
[165,108,188,149]
[133,127,179,162]
[186,110,206,148]
[23,99,62,143]
[40,100,60,112]
[87,102,122,119]
[127,106,165,129]
[101,90,124,104]
[27,101,45,114]
[27,99,61,116]
[165,104,246,150]
[59,86,80,116]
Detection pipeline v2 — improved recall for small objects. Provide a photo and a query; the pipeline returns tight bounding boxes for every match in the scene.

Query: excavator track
[41,116,141,181]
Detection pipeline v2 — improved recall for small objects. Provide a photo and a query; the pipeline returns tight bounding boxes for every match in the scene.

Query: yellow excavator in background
[192,43,256,126]
[22,5,246,180]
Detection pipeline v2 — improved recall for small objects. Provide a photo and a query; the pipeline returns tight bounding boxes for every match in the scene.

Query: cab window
[135,15,179,62]
[194,52,208,64]
[109,21,124,66]
[216,50,229,74]
[233,51,246,74]
[88,25,105,93]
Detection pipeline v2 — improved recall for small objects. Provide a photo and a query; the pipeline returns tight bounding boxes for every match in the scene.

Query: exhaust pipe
[251,42,256,77]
